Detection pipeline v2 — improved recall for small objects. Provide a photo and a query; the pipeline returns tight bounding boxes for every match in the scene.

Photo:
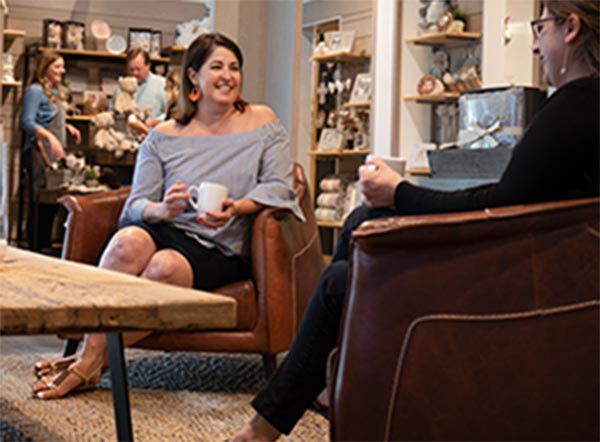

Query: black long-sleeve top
[394,76,600,214]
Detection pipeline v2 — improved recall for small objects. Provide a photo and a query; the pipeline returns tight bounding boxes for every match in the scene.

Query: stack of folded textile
[315,175,351,223]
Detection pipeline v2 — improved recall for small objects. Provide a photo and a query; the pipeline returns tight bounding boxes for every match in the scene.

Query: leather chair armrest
[59,186,131,265]
[251,163,324,352]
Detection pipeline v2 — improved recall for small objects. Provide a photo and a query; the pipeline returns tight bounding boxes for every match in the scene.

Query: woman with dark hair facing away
[21,50,82,251]
[232,0,599,439]
[32,32,304,400]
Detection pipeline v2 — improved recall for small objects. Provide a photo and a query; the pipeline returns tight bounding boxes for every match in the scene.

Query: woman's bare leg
[34,227,194,399]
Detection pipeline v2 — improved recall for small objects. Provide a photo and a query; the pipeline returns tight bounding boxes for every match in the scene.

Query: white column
[481,0,507,87]
[371,0,399,157]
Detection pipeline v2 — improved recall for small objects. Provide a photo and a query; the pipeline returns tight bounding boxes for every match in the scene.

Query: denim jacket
[21,83,59,152]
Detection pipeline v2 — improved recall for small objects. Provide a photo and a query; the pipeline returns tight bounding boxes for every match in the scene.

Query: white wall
[481,0,537,87]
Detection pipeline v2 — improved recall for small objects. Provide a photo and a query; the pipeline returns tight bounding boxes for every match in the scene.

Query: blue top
[111,71,167,120]
[21,83,60,152]
[119,119,305,257]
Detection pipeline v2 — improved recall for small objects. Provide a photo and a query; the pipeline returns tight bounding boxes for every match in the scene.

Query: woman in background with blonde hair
[21,50,81,251]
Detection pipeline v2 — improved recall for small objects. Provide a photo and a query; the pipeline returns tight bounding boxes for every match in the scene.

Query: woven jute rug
[0,349,328,441]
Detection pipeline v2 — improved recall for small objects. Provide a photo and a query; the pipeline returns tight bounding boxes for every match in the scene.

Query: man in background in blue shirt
[111,48,167,128]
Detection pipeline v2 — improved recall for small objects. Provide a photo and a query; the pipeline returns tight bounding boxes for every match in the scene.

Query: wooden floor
[1,335,65,355]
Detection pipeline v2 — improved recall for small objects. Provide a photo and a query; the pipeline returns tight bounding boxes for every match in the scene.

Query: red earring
[236,93,241,102]
[189,86,201,102]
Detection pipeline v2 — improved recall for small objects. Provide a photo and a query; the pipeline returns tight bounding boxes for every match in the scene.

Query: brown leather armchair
[59,163,324,376]
[329,198,600,441]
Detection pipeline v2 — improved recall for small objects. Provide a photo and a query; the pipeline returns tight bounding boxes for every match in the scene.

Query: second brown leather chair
[330,198,600,441]
[59,163,324,376]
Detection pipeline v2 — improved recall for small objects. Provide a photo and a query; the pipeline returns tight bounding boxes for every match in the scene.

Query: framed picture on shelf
[43,19,63,49]
[63,21,85,50]
[150,30,162,58]
[324,30,355,54]
[349,73,372,103]
[318,128,344,151]
[127,28,152,52]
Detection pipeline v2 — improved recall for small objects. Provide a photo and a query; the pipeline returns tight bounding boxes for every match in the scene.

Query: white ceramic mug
[365,155,407,176]
[188,182,228,216]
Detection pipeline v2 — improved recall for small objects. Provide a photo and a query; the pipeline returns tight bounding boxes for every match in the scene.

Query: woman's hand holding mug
[187,182,230,228]
[159,180,189,221]
[359,155,404,208]
[198,198,237,228]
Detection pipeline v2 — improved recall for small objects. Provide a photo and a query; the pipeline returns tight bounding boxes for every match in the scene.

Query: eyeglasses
[530,16,561,39]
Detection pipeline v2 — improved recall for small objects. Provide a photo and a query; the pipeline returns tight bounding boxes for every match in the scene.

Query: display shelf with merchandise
[404,29,481,146]
[2,29,25,90]
[309,31,371,256]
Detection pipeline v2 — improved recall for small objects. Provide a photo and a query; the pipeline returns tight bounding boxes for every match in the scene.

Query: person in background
[31,32,304,400]
[231,0,599,439]
[165,67,181,120]
[110,47,167,128]
[21,50,81,251]
[128,67,180,136]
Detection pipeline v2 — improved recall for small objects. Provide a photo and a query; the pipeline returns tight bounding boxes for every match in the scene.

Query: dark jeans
[251,205,397,434]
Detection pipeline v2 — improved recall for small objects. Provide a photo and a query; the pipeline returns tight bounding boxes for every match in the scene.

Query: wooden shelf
[404,92,460,103]
[309,149,370,157]
[406,31,481,47]
[66,115,93,122]
[161,45,185,55]
[310,51,371,63]
[93,149,137,166]
[343,101,371,108]
[317,220,343,229]
[35,47,170,64]
[3,29,26,39]
[2,80,21,88]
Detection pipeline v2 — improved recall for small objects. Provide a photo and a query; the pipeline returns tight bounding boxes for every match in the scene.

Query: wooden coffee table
[0,246,237,441]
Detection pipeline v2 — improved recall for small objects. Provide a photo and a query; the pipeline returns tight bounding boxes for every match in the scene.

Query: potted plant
[84,166,99,187]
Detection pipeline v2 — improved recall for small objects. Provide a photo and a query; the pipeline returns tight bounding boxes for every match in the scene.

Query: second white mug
[188,182,228,216]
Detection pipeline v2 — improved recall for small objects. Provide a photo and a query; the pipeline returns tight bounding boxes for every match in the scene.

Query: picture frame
[349,73,372,103]
[63,20,85,50]
[318,128,344,151]
[150,30,162,58]
[43,19,63,49]
[127,27,152,52]
[324,30,355,54]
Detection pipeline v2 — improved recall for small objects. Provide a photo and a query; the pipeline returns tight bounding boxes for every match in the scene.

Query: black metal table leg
[107,332,133,442]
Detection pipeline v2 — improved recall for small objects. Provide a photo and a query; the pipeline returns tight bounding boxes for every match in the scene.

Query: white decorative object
[106,35,126,54]
[92,111,137,158]
[2,53,15,82]
[90,19,111,51]
[114,76,150,121]
[175,17,211,48]
[317,81,328,105]
[313,41,328,57]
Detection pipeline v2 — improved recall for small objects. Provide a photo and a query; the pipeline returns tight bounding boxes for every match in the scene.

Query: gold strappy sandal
[34,363,103,400]
[33,354,78,379]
